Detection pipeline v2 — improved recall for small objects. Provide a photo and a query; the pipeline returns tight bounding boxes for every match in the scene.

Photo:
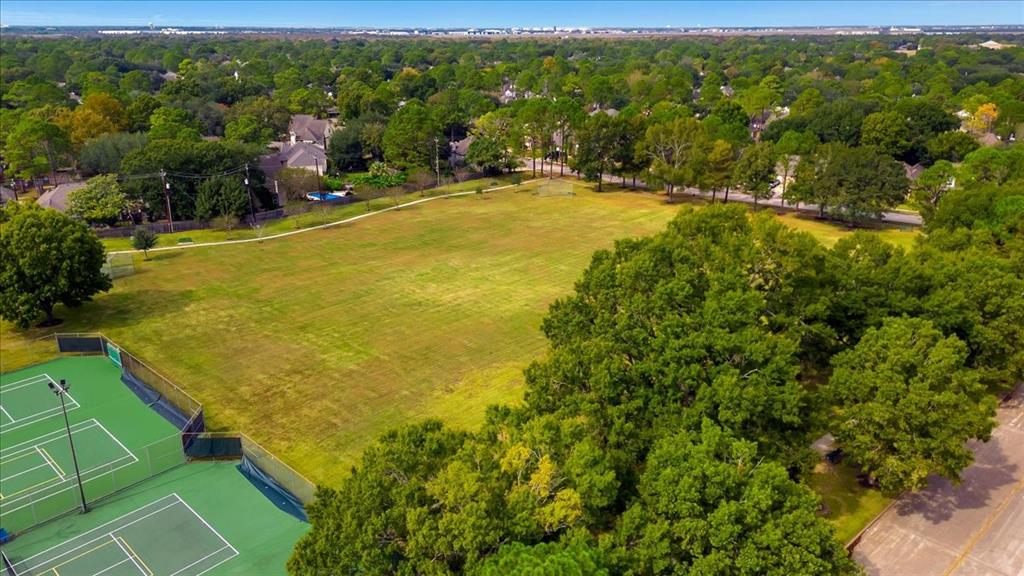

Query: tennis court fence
[2,333,316,530]
[0,432,184,535]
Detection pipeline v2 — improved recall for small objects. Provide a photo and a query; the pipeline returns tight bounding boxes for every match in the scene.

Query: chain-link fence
[0,433,185,534]
[3,334,315,529]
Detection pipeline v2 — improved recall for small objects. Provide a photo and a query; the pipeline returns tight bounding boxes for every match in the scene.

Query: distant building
[978,40,1014,50]
[36,182,86,212]
[259,142,327,178]
[288,114,333,147]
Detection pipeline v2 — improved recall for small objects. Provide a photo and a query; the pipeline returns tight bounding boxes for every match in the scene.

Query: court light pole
[49,378,88,513]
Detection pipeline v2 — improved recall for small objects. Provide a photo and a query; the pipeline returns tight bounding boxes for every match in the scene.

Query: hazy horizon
[2,1,1022,29]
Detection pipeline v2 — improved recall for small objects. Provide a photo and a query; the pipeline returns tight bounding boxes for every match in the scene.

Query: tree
[383,100,444,169]
[475,538,607,575]
[465,136,506,175]
[327,123,367,173]
[352,161,407,206]
[861,111,911,158]
[966,102,999,134]
[148,107,201,141]
[926,131,980,163]
[225,114,274,146]
[910,160,957,220]
[774,130,818,199]
[701,139,734,203]
[80,132,148,176]
[195,176,250,221]
[826,317,997,494]
[0,203,112,327]
[791,144,908,222]
[4,116,69,182]
[131,227,158,260]
[571,112,622,191]
[733,141,777,207]
[67,174,128,226]
[608,423,857,575]
[641,116,709,201]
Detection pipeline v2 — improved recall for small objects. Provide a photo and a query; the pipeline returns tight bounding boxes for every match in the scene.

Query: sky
[1,1,1022,28]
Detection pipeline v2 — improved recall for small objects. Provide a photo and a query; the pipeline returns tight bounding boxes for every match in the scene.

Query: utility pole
[160,170,174,233]
[433,136,441,189]
[314,159,322,195]
[243,163,256,224]
[50,379,88,514]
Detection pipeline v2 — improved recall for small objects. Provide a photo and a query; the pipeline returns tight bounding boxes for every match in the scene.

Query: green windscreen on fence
[106,342,122,368]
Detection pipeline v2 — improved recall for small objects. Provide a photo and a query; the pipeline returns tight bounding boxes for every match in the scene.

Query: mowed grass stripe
[1,181,919,484]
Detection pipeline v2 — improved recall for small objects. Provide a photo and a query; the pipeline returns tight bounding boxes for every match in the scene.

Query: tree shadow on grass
[6,289,198,340]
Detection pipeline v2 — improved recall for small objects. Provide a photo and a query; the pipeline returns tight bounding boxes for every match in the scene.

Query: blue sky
[2,1,1021,28]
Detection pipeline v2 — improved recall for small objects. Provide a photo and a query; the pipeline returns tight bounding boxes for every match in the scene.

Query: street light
[48,379,88,513]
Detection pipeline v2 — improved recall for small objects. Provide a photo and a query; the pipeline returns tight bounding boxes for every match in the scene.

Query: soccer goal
[532,179,576,198]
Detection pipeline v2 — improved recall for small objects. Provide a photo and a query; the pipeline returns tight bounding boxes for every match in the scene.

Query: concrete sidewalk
[851,385,1024,576]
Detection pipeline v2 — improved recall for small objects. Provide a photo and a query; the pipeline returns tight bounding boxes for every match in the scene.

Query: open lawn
[2,179,920,485]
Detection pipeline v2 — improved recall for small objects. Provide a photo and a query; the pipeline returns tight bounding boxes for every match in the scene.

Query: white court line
[0,373,51,392]
[173,493,239,555]
[111,534,149,576]
[0,419,100,457]
[34,445,66,480]
[0,419,139,514]
[0,373,81,433]
[167,546,234,576]
[12,494,237,576]
[0,404,13,422]
[93,420,136,463]
[12,495,181,567]
[1,460,53,481]
[90,558,136,576]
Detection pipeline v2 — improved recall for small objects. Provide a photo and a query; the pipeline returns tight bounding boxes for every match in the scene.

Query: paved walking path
[110,179,545,255]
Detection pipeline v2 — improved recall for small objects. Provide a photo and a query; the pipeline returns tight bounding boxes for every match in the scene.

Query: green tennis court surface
[1,419,136,514]
[2,462,308,575]
[0,357,183,533]
[7,493,237,576]
[0,373,78,432]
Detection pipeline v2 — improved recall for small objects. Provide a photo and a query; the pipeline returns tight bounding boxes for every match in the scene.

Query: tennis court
[0,374,79,433]
[6,493,238,576]
[0,358,185,533]
[1,419,137,516]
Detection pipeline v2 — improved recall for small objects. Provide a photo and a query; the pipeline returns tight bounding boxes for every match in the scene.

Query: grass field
[1,179,920,485]
[807,462,893,544]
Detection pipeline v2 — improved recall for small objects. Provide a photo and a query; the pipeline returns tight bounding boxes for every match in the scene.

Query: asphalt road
[520,159,923,227]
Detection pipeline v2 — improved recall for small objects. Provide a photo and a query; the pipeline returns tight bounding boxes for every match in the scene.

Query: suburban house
[288,114,333,147]
[36,181,86,212]
[259,142,327,178]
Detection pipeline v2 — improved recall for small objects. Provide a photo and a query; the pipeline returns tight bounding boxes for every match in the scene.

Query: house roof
[259,142,327,177]
[36,182,86,212]
[977,132,1001,147]
[289,114,332,144]
[903,162,926,180]
[0,185,16,204]
[450,136,474,157]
